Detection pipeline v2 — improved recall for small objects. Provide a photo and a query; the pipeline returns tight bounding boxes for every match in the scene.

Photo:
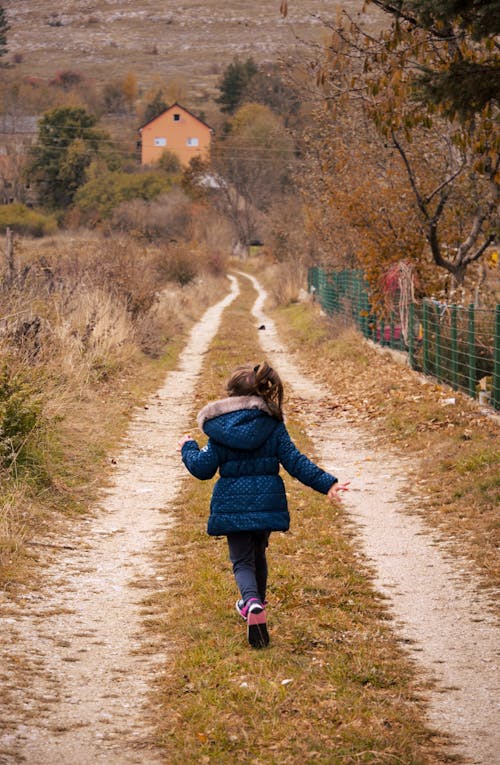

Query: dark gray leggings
[227,531,271,605]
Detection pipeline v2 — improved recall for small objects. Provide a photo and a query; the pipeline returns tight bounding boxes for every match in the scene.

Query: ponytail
[226,362,284,420]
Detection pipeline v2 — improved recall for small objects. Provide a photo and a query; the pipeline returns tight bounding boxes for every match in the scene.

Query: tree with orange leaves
[285,1,499,291]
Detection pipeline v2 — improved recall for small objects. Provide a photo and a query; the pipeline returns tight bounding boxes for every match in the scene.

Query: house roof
[138,102,214,132]
[0,115,39,134]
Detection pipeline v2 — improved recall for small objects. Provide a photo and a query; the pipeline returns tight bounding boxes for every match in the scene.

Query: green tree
[216,58,259,114]
[0,5,9,64]
[27,107,110,209]
[143,90,168,124]
[157,149,181,175]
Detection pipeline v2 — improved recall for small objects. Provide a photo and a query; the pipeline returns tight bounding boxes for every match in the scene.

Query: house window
[173,113,180,121]
[187,137,199,147]
[154,137,167,147]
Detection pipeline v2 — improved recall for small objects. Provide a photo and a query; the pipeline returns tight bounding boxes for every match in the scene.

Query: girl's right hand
[327,481,350,503]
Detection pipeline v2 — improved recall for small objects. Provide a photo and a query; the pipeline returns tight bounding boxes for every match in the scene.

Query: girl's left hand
[177,433,192,451]
[327,481,350,503]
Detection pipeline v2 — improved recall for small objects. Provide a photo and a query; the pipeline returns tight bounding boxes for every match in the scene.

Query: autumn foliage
[290,1,499,302]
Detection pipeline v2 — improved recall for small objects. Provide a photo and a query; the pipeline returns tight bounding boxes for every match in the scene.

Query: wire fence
[308,267,500,411]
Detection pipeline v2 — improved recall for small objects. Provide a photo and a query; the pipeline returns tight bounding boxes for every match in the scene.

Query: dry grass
[0,231,228,591]
[146,273,446,764]
[262,274,499,598]
[266,260,308,306]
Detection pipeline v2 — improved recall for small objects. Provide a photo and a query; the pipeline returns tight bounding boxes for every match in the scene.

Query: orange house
[138,103,213,167]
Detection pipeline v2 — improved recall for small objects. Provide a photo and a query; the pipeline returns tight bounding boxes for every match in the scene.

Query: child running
[178,361,349,648]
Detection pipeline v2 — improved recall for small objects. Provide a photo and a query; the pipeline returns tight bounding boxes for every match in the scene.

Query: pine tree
[143,91,168,124]
[27,107,107,209]
[216,58,259,114]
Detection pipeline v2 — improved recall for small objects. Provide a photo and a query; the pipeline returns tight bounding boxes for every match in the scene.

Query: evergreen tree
[27,107,109,209]
[0,5,10,64]
[216,58,259,114]
[143,91,168,124]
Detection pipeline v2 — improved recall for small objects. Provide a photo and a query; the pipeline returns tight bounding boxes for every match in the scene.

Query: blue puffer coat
[181,395,337,536]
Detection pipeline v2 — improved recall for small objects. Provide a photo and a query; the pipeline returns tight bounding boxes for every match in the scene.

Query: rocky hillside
[4,0,382,100]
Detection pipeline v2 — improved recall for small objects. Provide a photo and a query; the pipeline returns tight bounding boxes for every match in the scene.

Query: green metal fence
[308,267,500,411]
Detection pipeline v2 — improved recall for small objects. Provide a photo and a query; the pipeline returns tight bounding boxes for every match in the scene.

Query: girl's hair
[226,362,284,421]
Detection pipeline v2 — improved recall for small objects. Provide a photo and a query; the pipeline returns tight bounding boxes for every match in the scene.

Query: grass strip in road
[147,274,445,764]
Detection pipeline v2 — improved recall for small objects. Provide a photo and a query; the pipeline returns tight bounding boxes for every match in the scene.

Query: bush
[74,169,173,219]
[0,204,58,237]
[155,245,199,286]
[0,364,45,471]
[157,149,182,175]
[109,188,192,240]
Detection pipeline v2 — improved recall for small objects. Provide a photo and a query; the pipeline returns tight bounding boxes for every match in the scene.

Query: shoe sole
[247,609,269,648]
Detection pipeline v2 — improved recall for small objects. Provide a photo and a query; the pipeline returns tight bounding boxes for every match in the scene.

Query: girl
[178,362,349,648]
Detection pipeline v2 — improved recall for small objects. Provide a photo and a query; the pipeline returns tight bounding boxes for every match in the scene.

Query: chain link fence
[308,267,500,411]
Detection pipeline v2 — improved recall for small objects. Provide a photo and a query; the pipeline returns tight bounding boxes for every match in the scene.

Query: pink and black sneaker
[236,599,269,648]
[235,598,267,620]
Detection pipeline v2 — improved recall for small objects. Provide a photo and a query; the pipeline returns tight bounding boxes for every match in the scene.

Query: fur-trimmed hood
[197,396,278,450]
[197,396,272,428]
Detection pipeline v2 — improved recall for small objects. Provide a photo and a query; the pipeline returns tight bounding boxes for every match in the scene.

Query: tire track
[245,271,500,765]
[0,277,239,765]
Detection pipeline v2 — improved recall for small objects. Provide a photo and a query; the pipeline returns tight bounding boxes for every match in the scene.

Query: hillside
[4,0,383,104]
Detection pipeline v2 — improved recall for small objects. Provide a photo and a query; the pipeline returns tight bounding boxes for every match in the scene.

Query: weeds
[0,231,228,589]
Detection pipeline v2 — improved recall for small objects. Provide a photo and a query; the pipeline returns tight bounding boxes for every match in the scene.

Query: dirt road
[0,272,498,764]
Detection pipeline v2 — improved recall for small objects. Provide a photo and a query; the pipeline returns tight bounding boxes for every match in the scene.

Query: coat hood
[197,396,278,450]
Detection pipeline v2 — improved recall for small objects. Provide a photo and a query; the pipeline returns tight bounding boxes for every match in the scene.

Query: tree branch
[390,130,428,220]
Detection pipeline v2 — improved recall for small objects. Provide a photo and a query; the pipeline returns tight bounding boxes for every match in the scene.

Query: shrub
[109,188,192,240]
[0,364,45,472]
[156,245,199,286]
[74,169,173,219]
[0,204,58,237]
[50,70,84,90]
[157,149,181,175]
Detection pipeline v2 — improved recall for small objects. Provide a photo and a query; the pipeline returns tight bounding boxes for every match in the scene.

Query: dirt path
[0,277,239,765]
[245,272,500,765]
[1,271,498,764]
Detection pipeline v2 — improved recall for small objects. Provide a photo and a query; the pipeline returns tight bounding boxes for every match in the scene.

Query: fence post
[468,303,476,398]
[451,305,458,390]
[492,305,500,411]
[5,227,15,285]
[423,301,429,374]
[435,308,442,381]
[408,302,415,368]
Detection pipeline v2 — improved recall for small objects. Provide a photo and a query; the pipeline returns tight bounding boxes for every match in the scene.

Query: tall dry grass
[261,259,308,307]
[0,230,229,588]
